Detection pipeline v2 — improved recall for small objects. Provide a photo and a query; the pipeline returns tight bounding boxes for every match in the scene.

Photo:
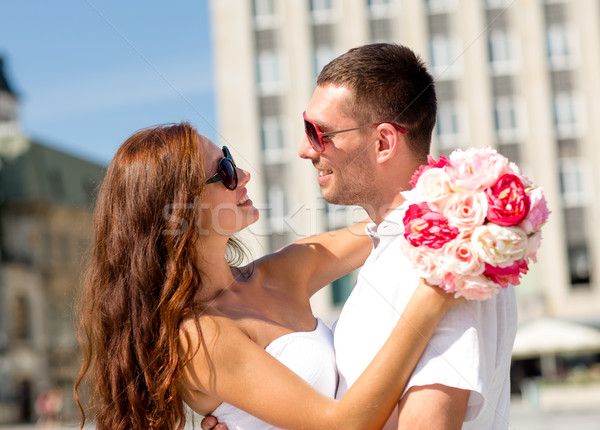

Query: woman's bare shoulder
[179,312,250,356]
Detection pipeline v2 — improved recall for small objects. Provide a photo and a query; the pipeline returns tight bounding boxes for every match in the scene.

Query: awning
[512,317,600,359]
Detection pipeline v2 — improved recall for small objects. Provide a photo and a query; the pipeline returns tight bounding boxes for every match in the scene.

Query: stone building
[0,56,104,423]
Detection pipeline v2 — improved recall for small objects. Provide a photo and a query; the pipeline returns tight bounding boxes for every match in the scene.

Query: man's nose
[298,135,319,160]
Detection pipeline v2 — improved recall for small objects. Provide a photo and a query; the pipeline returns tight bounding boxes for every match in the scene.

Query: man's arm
[200,384,469,430]
[396,384,470,430]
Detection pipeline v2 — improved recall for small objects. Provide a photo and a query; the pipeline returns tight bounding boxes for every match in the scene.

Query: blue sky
[0,0,216,165]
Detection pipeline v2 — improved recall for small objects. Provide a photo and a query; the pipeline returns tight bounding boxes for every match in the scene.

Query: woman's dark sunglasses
[302,111,408,153]
[206,146,238,190]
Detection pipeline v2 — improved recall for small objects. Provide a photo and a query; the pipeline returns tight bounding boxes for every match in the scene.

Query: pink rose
[402,241,444,282]
[403,203,459,249]
[443,190,488,233]
[409,155,451,188]
[484,260,529,288]
[443,238,485,276]
[448,147,511,191]
[520,187,550,234]
[524,231,542,263]
[438,273,458,295]
[486,174,530,226]
[453,274,500,301]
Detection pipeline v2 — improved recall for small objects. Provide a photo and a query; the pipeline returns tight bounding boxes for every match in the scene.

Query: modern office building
[210,0,600,327]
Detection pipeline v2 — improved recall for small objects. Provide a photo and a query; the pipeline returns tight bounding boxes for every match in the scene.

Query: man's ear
[375,124,401,164]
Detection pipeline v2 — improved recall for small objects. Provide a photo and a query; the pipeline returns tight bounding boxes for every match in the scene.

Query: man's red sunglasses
[302,111,408,153]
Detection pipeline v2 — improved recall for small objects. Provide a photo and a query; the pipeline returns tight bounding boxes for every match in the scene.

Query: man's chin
[321,189,351,206]
[320,182,362,206]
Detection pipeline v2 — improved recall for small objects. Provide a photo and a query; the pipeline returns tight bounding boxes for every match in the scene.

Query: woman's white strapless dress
[199,318,338,430]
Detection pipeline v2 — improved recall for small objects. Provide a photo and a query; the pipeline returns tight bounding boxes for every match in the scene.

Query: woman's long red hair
[74,123,226,429]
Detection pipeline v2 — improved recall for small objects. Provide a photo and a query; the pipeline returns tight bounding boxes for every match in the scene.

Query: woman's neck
[194,238,238,302]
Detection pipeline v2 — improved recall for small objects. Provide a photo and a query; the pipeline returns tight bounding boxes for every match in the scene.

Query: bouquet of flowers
[401,147,550,301]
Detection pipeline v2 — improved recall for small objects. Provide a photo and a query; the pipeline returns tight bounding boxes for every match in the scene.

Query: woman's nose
[237,166,251,187]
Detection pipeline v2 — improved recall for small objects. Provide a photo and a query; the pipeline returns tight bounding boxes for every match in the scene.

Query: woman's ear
[375,124,401,164]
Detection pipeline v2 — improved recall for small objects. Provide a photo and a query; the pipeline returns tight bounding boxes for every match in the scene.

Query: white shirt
[334,205,517,429]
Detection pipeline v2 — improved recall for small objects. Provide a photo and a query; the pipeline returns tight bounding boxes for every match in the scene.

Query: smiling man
[298,43,517,430]
[201,43,517,430]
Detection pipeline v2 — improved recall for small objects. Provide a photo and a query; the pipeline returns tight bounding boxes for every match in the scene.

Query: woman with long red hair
[75,122,462,430]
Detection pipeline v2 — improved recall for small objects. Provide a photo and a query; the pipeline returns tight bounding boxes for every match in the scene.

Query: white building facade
[209,0,600,325]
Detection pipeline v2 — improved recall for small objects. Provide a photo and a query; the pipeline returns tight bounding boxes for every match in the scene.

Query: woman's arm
[255,220,372,298]
[179,281,462,430]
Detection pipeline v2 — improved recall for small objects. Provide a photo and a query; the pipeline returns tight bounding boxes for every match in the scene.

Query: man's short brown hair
[317,43,437,158]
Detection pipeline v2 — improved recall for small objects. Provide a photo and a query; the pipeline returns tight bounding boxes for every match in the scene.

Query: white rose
[411,168,453,206]
[471,224,528,266]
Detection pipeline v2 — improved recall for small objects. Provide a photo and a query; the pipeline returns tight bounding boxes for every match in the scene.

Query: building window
[368,0,395,20]
[488,29,519,75]
[13,296,30,341]
[551,70,573,93]
[546,24,578,69]
[82,178,99,207]
[497,143,521,165]
[563,205,590,288]
[310,0,335,23]
[553,92,584,138]
[253,0,274,17]
[256,50,282,94]
[311,0,333,12]
[426,0,456,14]
[48,169,65,199]
[559,158,591,208]
[369,19,393,42]
[485,0,512,8]
[331,272,355,305]
[57,234,70,263]
[435,101,467,149]
[313,45,336,79]
[568,244,590,286]
[494,96,526,142]
[428,13,449,34]
[267,186,287,233]
[429,35,461,79]
[253,0,276,28]
[492,75,514,98]
[544,1,567,22]
[255,29,276,51]
[261,117,286,164]
[259,95,281,117]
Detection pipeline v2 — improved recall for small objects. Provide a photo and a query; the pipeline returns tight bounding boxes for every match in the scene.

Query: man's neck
[364,192,406,226]
[363,157,422,225]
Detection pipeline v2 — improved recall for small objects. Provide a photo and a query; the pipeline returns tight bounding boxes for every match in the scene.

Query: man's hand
[200,415,228,430]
